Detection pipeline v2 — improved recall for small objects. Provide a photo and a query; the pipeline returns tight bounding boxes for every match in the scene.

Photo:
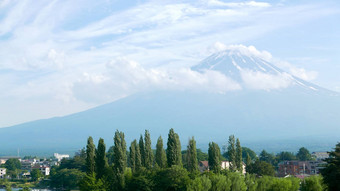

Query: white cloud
[204,0,271,8]
[72,57,241,103]
[0,0,337,127]
[241,69,292,90]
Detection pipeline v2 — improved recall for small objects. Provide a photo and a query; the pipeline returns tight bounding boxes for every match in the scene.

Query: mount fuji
[1,46,339,156]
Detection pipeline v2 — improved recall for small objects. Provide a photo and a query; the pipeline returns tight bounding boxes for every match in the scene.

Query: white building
[32,166,50,176]
[54,153,70,162]
[0,168,6,178]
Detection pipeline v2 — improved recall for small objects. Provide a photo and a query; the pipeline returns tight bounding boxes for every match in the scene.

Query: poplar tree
[155,136,167,168]
[135,140,142,171]
[166,128,182,167]
[139,135,145,167]
[113,130,127,190]
[187,137,198,172]
[236,138,243,172]
[129,140,137,172]
[144,130,153,169]
[95,138,108,179]
[246,153,252,171]
[208,142,221,173]
[86,136,96,175]
[228,135,236,171]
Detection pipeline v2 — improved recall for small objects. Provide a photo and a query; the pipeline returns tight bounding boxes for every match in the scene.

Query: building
[0,168,6,178]
[32,165,50,176]
[54,153,70,162]
[199,161,246,174]
[312,152,329,161]
[278,160,326,177]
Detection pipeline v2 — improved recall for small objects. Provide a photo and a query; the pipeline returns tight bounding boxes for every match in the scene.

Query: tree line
[45,128,339,191]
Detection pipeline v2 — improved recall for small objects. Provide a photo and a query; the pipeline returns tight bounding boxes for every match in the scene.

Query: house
[0,168,6,178]
[199,161,246,174]
[278,160,326,177]
[32,165,50,176]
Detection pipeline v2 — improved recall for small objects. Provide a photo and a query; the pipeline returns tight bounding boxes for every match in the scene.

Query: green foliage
[187,175,211,191]
[296,147,312,161]
[135,140,142,171]
[187,137,198,172]
[5,158,21,178]
[59,155,86,172]
[86,136,96,174]
[197,149,209,161]
[30,168,43,181]
[229,171,247,191]
[106,146,115,165]
[236,138,243,172]
[320,142,340,191]
[129,139,137,172]
[227,135,236,171]
[247,160,275,176]
[79,172,105,191]
[95,138,108,179]
[301,175,324,191]
[245,173,257,191]
[255,176,274,191]
[208,142,221,173]
[242,147,257,162]
[113,130,127,190]
[210,173,232,191]
[259,150,276,166]
[144,130,154,169]
[155,136,167,169]
[126,173,154,191]
[166,128,182,167]
[154,165,190,191]
[50,168,85,190]
[5,158,21,171]
[246,153,252,169]
[139,135,146,167]
[276,151,296,162]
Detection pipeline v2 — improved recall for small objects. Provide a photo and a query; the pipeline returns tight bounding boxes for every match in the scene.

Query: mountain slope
[1,48,339,156]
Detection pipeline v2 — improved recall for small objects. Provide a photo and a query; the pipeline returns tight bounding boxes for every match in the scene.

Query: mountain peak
[192,44,336,95]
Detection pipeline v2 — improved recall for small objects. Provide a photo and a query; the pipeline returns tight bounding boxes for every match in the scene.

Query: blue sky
[0,0,339,127]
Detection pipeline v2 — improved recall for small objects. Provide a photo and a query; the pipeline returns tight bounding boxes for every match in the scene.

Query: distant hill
[1,47,339,156]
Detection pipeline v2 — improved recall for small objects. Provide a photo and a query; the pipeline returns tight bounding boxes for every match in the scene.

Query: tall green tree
[321,142,340,191]
[129,140,137,172]
[155,136,167,168]
[259,150,276,165]
[166,128,182,167]
[186,137,198,172]
[135,141,142,171]
[208,142,221,173]
[144,130,154,169]
[86,136,96,174]
[96,138,108,179]
[113,130,127,190]
[227,135,236,171]
[296,147,312,161]
[236,138,243,172]
[139,135,145,167]
[246,153,252,170]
